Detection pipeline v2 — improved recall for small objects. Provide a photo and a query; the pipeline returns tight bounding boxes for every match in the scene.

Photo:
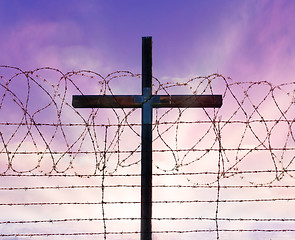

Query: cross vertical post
[141,37,153,240]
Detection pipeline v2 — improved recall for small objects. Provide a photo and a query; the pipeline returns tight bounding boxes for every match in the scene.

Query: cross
[72,37,222,240]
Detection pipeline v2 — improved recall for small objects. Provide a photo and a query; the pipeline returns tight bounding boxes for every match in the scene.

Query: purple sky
[1,1,295,239]
[1,0,295,83]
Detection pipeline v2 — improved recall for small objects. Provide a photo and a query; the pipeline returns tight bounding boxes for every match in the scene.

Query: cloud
[0,20,106,72]
[223,0,295,83]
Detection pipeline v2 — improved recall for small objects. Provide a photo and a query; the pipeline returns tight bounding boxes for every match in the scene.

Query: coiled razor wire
[0,66,295,239]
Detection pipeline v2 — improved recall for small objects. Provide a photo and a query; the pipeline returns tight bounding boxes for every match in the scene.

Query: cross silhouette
[72,37,222,240]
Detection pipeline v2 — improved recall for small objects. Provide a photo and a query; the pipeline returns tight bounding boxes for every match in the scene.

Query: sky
[1,0,295,239]
[1,0,295,83]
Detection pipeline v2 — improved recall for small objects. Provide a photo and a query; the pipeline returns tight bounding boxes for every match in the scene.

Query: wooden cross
[72,37,222,240]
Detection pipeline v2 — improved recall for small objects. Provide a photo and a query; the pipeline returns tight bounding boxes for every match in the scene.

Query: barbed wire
[2,216,295,225]
[2,196,295,207]
[2,229,295,238]
[2,183,295,191]
[2,168,295,177]
[1,66,295,239]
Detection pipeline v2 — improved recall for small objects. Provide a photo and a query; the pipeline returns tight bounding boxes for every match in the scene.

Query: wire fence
[0,65,295,239]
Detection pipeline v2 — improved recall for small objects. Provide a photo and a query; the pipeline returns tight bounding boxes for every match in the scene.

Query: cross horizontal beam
[72,94,222,108]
